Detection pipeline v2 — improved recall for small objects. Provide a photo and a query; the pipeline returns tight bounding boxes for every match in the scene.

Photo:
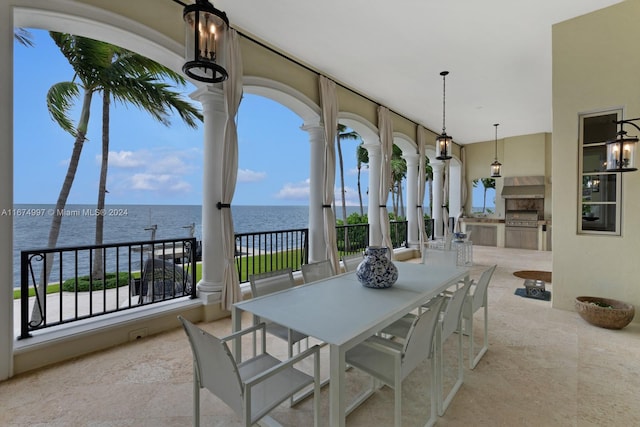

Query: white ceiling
[215,0,622,144]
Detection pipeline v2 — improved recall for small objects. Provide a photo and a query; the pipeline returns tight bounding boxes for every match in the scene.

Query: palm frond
[14,28,34,47]
[46,82,81,137]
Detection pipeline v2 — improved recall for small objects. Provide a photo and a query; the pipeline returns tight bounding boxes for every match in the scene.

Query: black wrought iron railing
[19,237,197,339]
[18,220,413,338]
[234,228,309,283]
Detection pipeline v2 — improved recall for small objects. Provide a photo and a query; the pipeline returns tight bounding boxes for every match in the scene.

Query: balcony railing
[19,238,197,339]
[18,221,412,338]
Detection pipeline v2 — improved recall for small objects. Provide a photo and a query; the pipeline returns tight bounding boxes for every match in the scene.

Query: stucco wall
[552,0,640,317]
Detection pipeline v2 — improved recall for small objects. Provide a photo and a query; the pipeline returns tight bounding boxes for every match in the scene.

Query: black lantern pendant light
[435,71,453,160]
[606,118,639,172]
[182,0,229,83]
[490,123,502,178]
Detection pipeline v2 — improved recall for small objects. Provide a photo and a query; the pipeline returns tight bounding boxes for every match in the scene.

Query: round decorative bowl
[575,296,635,329]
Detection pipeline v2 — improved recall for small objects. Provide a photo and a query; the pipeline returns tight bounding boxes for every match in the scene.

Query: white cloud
[275,179,310,200]
[237,168,267,183]
[128,173,192,193]
[106,151,145,168]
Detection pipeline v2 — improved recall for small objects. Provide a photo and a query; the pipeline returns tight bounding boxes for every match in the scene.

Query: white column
[432,161,444,239]
[363,142,382,246]
[191,86,225,301]
[0,0,13,380]
[302,121,326,262]
[403,152,419,247]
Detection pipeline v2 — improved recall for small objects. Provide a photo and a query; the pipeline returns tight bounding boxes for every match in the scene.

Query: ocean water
[11,204,364,287]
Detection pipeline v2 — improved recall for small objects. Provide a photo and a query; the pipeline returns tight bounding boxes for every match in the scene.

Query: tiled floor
[2,246,640,426]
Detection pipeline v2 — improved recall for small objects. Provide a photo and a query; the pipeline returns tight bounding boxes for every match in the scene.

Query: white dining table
[232,261,470,426]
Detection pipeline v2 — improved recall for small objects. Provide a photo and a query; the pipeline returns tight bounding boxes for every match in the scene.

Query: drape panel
[220,29,242,310]
[456,146,467,232]
[442,160,450,239]
[319,76,340,274]
[377,106,394,255]
[417,126,428,254]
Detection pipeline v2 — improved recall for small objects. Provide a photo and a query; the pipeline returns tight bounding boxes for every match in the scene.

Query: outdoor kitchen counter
[460,217,504,224]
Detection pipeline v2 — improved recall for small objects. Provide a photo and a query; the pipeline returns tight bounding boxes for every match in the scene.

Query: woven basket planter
[575,296,635,330]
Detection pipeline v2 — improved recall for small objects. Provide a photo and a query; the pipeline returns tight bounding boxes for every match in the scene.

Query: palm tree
[356,143,368,215]
[390,145,406,218]
[472,178,496,213]
[92,44,201,277]
[336,124,360,222]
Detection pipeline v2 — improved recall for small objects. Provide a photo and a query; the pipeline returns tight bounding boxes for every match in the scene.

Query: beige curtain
[319,76,340,274]
[456,146,467,232]
[417,125,428,254]
[442,160,450,239]
[220,29,242,310]
[378,106,394,255]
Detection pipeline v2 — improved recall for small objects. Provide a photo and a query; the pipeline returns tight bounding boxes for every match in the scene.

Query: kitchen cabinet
[465,224,497,247]
[505,227,538,250]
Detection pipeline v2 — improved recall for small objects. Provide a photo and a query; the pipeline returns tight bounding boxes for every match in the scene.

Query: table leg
[231,306,242,360]
[329,344,346,427]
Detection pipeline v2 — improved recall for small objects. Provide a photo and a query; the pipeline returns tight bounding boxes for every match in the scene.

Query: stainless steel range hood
[501,176,545,199]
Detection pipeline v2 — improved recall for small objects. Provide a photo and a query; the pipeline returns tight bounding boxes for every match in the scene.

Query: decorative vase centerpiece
[356,246,398,289]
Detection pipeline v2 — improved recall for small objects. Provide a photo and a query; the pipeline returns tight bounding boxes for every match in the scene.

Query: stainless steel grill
[505,210,539,228]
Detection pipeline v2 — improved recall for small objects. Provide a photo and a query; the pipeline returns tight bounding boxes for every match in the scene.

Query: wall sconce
[490,123,502,178]
[606,118,639,172]
[435,71,453,160]
[180,0,229,83]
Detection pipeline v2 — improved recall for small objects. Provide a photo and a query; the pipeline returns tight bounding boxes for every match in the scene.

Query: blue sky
[13,29,366,207]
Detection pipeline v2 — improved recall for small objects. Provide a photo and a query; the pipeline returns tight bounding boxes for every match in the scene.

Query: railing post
[19,251,31,340]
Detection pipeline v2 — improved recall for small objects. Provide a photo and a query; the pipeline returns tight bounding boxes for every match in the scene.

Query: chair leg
[394,383,402,427]
[439,326,464,416]
[470,304,489,369]
[426,355,437,427]
[193,370,200,427]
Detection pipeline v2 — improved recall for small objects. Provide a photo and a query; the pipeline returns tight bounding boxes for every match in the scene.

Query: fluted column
[191,86,225,301]
[363,142,382,246]
[302,121,326,262]
[403,152,419,247]
[431,161,445,239]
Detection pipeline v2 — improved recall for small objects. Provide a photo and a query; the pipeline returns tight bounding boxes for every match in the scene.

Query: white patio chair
[345,296,445,427]
[379,279,472,417]
[462,264,497,369]
[301,259,335,283]
[436,279,472,416]
[249,268,308,358]
[249,268,311,405]
[178,316,320,427]
[341,252,363,272]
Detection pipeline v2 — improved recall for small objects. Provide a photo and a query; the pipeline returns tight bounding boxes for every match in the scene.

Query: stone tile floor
[2,246,640,426]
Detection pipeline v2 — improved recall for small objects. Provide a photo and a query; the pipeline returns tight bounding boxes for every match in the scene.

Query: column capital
[190,86,225,112]
[402,152,420,166]
[431,161,445,172]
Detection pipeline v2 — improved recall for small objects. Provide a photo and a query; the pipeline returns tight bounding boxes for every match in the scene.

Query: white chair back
[301,260,334,283]
[441,279,472,340]
[249,268,295,297]
[471,265,497,310]
[179,317,244,416]
[401,296,445,377]
[341,252,363,272]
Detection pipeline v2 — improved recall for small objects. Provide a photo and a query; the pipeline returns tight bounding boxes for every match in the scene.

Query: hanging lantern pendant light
[606,119,638,172]
[182,0,229,83]
[490,123,502,177]
[435,71,453,160]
